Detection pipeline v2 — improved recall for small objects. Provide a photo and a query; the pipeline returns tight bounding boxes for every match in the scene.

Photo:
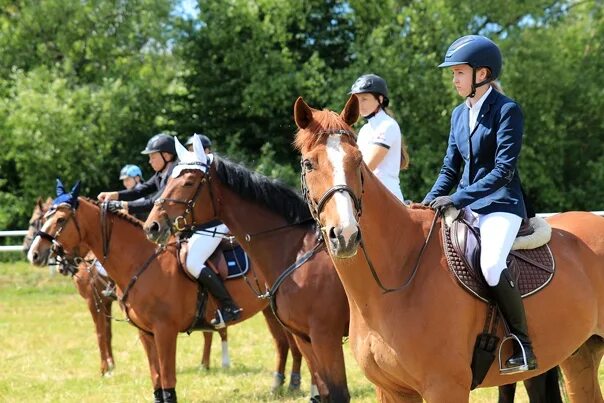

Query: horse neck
[209,178,310,283]
[78,200,161,289]
[334,165,428,307]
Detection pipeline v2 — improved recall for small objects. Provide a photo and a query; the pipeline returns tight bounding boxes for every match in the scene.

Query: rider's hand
[106,200,125,213]
[97,191,118,202]
[429,195,454,211]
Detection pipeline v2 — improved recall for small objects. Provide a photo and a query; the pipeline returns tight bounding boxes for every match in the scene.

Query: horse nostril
[149,221,161,234]
[328,226,341,241]
[32,251,38,261]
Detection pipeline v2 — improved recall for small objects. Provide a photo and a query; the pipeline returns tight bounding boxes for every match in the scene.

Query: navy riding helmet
[186,133,212,149]
[141,133,176,155]
[439,35,502,97]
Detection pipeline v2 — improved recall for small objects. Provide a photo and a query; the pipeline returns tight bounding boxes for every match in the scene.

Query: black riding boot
[197,268,241,329]
[491,269,537,373]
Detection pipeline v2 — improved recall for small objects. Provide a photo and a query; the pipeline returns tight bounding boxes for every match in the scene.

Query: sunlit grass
[1,261,601,402]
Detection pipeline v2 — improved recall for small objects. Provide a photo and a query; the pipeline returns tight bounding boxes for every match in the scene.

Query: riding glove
[106,200,124,213]
[429,196,454,211]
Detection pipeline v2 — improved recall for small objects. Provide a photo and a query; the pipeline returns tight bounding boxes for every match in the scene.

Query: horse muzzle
[28,247,50,267]
[326,224,361,259]
[144,219,171,246]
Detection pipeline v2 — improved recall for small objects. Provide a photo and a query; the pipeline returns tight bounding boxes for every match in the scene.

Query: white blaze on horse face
[326,134,358,243]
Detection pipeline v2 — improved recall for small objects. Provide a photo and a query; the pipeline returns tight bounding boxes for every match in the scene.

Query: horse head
[293,95,362,258]
[27,178,83,267]
[22,196,53,255]
[144,134,216,245]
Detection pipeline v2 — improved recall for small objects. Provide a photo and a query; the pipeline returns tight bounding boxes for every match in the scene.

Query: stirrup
[211,309,227,329]
[498,334,533,375]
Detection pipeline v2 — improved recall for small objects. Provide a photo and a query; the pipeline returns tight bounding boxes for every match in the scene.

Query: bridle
[36,204,83,263]
[153,161,218,234]
[299,129,364,225]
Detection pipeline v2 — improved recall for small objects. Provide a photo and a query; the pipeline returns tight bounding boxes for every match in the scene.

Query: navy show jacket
[424,89,527,218]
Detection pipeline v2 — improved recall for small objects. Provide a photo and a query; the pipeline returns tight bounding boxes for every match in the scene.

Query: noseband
[153,162,217,233]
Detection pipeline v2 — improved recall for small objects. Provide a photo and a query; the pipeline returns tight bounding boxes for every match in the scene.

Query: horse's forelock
[294,109,355,152]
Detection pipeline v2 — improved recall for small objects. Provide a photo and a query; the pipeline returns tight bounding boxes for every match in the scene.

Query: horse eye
[303,159,314,171]
[56,217,66,225]
[183,180,194,187]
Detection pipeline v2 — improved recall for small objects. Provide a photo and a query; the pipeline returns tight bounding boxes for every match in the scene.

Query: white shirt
[357,110,405,202]
[465,85,492,132]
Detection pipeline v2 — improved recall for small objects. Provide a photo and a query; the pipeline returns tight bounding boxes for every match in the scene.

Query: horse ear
[174,136,188,162]
[192,134,208,164]
[56,178,65,197]
[294,97,314,129]
[70,181,81,198]
[36,197,44,210]
[340,94,359,126]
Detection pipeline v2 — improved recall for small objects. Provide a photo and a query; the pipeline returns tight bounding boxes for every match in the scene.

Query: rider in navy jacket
[424,89,527,218]
[423,35,537,374]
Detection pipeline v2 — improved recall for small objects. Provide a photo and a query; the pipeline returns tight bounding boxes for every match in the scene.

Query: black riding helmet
[350,74,390,108]
[439,35,502,98]
[141,133,176,155]
[185,133,212,149]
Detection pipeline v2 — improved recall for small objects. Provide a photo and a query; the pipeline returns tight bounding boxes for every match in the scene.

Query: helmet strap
[468,67,493,98]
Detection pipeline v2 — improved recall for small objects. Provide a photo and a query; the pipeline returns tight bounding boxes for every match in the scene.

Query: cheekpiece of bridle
[300,129,364,225]
[153,161,213,233]
[36,204,82,263]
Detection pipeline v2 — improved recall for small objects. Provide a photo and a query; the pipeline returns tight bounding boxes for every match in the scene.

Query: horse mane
[294,108,357,153]
[80,197,144,229]
[214,156,312,224]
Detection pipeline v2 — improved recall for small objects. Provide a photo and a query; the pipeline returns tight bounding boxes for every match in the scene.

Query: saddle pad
[224,246,250,279]
[442,222,555,302]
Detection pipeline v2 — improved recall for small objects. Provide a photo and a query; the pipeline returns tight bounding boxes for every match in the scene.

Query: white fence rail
[2,212,604,253]
[0,230,28,252]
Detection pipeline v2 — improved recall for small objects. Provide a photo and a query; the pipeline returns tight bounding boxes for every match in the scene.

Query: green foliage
[1,0,604,233]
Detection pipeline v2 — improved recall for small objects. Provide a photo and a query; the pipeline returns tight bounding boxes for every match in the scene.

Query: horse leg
[261,307,289,393]
[217,328,230,368]
[304,331,349,402]
[284,331,303,392]
[138,331,162,402]
[82,281,112,376]
[154,328,179,403]
[376,387,422,403]
[421,382,470,403]
[519,367,564,403]
[102,297,115,374]
[201,331,212,370]
[497,383,516,403]
[559,336,604,403]
[292,335,323,402]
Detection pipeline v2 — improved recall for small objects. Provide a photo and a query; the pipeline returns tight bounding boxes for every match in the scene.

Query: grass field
[0,261,602,402]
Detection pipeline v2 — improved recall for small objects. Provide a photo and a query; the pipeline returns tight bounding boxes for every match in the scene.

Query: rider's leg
[186,226,241,328]
[479,211,537,372]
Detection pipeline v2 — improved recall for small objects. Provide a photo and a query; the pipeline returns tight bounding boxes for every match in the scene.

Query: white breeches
[475,211,522,286]
[186,223,229,278]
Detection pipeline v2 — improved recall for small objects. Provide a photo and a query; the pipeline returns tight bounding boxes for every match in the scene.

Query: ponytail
[400,138,410,171]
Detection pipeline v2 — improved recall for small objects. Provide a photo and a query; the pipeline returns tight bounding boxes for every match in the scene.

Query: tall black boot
[197,268,242,329]
[491,269,538,373]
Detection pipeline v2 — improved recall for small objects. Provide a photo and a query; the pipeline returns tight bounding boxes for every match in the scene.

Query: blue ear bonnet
[52,178,81,209]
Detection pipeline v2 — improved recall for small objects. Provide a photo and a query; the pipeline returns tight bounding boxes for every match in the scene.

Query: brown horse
[27,191,300,402]
[292,95,604,402]
[22,198,236,376]
[142,137,351,402]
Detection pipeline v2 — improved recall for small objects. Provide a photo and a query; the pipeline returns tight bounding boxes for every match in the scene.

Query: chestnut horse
[293,95,604,402]
[27,188,301,402]
[143,135,351,402]
[22,198,236,376]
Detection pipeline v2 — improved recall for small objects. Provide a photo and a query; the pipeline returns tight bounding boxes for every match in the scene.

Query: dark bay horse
[142,135,351,402]
[22,198,235,376]
[293,95,604,402]
[27,188,300,402]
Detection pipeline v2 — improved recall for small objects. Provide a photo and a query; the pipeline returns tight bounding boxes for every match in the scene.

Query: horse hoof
[271,372,285,393]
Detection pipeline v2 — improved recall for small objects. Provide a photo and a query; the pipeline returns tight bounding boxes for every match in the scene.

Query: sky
[175,0,199,19]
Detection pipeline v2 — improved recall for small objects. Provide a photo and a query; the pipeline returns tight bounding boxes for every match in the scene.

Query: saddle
[442,208,555,302]
[178,238,249,282]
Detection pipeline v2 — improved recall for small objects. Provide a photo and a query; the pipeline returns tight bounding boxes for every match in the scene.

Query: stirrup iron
[498,334,529,375]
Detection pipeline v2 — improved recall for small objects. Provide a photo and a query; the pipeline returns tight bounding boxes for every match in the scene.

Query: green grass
[0,261,601,402]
